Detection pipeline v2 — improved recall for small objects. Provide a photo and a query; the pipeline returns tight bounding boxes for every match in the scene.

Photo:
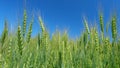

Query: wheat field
[0,10,120,68]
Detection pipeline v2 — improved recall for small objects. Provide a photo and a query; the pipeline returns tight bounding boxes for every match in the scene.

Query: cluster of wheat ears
[0,10,120,68]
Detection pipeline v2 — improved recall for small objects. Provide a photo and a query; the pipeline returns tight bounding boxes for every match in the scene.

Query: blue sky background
[0,0,120,38]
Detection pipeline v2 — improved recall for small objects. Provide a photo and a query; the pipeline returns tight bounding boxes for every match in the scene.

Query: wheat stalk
[38,33,41,47]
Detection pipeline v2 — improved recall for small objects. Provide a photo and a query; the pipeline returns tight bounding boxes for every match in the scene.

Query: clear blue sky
[0,0,120,38]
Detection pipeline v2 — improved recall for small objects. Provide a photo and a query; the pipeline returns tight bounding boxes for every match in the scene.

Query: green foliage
[0,11,120,68]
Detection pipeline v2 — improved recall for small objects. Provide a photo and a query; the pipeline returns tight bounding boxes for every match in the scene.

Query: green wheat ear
[99,14,104,33]
[22,9,27,37]
[38,16,45,32]
[1,20,8,46]
[83,17,90,34]
[17,26,23,55]
[27,18,33,43]
[99,14,104,42]
[111,15,117,41]
[38,16,46,46]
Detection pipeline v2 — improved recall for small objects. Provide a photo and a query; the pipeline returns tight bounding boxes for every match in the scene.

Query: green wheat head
[1,20,8,46]
[27,18,33,43]
[111,15,117,40]
[17,26,23,55]
[22,9,27,37]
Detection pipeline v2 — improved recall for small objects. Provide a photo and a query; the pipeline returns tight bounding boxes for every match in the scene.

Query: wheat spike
[1,20,8,46]
[27,19,33,43]
[84,18,90,34]
[17,26,23,55]
[111,16,117,40]
[38,16,45,32]
[22,9,27,37]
